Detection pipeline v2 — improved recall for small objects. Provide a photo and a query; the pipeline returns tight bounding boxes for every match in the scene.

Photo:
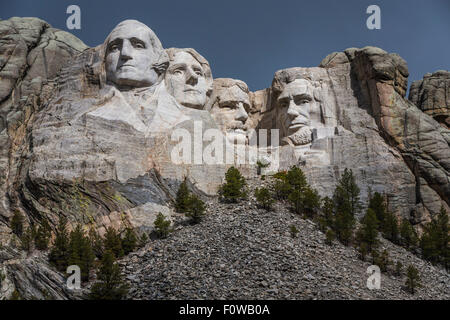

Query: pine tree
[175,178,190,213]
[154,213,172,239]
[378,249,390,272]
[138,232,148,248]
[382,211,399,244]
[356,208,379,252]
[121,227,137,255]
[89,228,104,259]
[20,227,34,252]
[68,225,95,282]
[321,196,334,228]
[405,265,421,294]
[89,250,129,300]
[368,192,386,229]
[272,179,291,200]
[290,225,299,238]
[420,206,449,268]
[325,229,335,245]
[10,210,24,236]
[103,227,124,258]
[185,194,206,224]
[35,218,52,250]
[302,187,321,218]
[358,242,368,261]
[49,217,70,271]
[218,167,247,202]
[395,261,403,276]
[333,210,355,245]
[254,187,274,211]
[333,168,361,217]
[400,219,418,249]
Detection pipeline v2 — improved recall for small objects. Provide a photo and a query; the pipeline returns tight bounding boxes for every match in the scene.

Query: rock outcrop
[0,17,448,299]
[409,70,450,128]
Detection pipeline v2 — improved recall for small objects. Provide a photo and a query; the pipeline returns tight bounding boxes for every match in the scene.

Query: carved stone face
[165,51,209,109]
[210,84,251,145]
[277,79,315,146]
[105,21,160,89]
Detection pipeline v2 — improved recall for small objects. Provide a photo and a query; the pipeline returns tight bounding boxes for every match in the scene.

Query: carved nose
[186,69,198,85]
[120,41,133,60]
[287,100,299,118]
[235,102,248,122]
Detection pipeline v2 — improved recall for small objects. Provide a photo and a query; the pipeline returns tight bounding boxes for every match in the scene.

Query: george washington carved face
[104,20,167,89]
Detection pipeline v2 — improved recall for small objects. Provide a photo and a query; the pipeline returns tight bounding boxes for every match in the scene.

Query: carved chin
[288,126,312,146]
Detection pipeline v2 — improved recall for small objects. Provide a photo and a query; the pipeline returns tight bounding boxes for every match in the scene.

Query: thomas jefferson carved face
[165,49,212,109]
[209,80,251,145]
[105,20,164,89]
[277,79,315,146]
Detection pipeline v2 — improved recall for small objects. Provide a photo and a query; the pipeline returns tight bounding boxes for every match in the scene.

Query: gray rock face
[0,18,448,299]
[409,70,450,128]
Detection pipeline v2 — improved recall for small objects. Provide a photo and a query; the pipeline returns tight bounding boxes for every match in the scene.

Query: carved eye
[131,39,146,49]
[193,68,203,76]
[278,99,289,108]
[173,69,184,75]
[294,96,311,105]
[108,43,119,52]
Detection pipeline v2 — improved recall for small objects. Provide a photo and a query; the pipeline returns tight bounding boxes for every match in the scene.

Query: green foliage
[333,168,361,217]
[420,206,449,269]
[9,290,22,300]
[290,225,299,238]
[185,194,206,224]
[286,166,308,191]
[376,249,391,272]
[154,213,172,239]
[218,167,247,202]
[333,210,355,245]
[254,187,274,211]
[89,250,129,300]
[321,196,334,228]
[34,218,52,250]
[10,210,24,237]
[49,217,70,271]
[20,227,34,252]
[103,227,124,258]
[68,225,95,282]
[405,265,421,294]
[175,178,190,213]
[395,261,403,276]
[272,171,287,180]
[272,179,291,200]
[138,232,149,248]
[121,228,137,255]
[382,211,399,244]
[356,208,379,252]
[368,192,386,229]
[302,187,321,218]
[89,228,104,259]
[325,229,335,245]
[399,219,418,249]
[358,242,368,261]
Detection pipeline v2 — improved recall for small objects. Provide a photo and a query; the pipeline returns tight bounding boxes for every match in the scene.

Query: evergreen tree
[356,208,379,252]
[121,227,137,255]
[49,217,70,271]
[405,265,421,294]
[138,232,148,248]
[185,194,206,224]
[420,206,449,268]
[153,213,172,239]
[254,187,274,211]
[368,192,386,229]
[321,196,334,228]
[218,167,247,202]
[333,168,361,217]
[34,218,51,250]
[378,249,391,272]
[272,179,291,200]
[289,225,299,238]
[302,187,321,218]
[400,219,418,249]
[20,227,34,253]
[325,229,335,245]
[286,166,308,191]
[68,225,95,282]
[395,261,403,276]
[89,228,104,259]
[382,211,399,244]
[103,227,124,258]
[333,210,355,245]
[358,242,368,261]
[175,178,190,213]
[10,210,24,236]
[89,250,129,300]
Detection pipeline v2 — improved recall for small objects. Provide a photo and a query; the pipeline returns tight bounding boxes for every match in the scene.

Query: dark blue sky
[1,0,449,91]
